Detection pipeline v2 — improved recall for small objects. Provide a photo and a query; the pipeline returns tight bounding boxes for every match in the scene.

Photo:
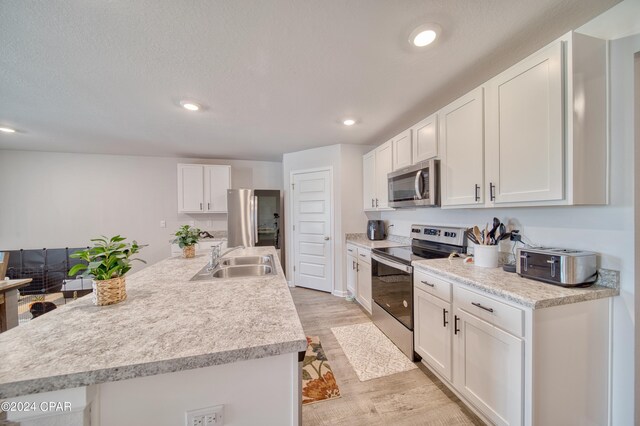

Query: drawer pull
[454,315,460,335]
[359,253,367,258]
[421,280,435,288]
[443,308,448,327]
[471,302,494,313]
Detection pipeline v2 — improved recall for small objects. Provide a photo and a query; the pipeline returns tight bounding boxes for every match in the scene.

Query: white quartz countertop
[0,247,307,399]
[345,235,406,250]
[413,258,619,309]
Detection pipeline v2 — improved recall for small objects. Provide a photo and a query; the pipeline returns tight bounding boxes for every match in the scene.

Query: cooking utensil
[484,223,490,245]
[488,217,500,243]
[473,226,483,245]
[465,229,479,245]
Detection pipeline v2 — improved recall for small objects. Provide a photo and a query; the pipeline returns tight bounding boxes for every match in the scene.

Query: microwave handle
[414,170,424,200]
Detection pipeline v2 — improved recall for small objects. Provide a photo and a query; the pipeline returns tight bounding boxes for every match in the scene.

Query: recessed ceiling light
[409,24,440,47]
[180,100,201,111]
[343,119,356,126]
[0,127,16,133]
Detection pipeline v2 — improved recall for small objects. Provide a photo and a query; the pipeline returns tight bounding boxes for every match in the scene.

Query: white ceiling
[0,0,620,161]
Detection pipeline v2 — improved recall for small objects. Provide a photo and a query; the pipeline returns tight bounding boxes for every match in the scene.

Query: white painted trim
[288,166,335,294]
[287,280,294,287]
[607,296,614,426]
[332,289,347,298]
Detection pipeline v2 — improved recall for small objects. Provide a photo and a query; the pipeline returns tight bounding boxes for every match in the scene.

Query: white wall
[282,144,371,295]
[369,30,639,426]
[0,150,283,268]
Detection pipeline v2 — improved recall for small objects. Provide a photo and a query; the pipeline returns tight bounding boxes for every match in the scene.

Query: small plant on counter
[172,225,201,258]
[69,235,147,306]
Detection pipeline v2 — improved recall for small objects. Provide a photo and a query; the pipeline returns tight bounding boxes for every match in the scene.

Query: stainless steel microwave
[387,159,439,208]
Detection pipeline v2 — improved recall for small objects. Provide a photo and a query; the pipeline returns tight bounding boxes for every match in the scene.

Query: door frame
[288,166,335,293]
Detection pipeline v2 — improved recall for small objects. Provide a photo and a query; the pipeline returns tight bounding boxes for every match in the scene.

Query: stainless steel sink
[220,255,272,266]
[190,254,277,280]
[211,264,274,278]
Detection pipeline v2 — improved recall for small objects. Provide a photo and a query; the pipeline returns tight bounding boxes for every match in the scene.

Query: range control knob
[451,232,456,238]
[444,232,451,237]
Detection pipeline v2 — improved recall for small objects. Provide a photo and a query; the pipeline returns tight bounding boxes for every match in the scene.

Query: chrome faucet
[209,245,245,270]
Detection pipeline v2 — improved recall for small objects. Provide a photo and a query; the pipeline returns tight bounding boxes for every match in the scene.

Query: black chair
[4,248,89,295]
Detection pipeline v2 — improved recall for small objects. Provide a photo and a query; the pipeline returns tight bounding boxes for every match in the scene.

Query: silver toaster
[516,247,597,287]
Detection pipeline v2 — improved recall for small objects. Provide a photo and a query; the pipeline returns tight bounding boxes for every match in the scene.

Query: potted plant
[69,236,146,306]
[173,225,201,258]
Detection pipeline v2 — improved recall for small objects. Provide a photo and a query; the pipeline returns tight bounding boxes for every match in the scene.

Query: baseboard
[332,289,347,298]
[287,281,294,287]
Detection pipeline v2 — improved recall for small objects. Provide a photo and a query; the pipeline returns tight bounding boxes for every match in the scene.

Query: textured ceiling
[0,0,620,161]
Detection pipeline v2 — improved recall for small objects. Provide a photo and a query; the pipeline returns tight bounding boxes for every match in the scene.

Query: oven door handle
[414,170,424,200]
[371,253,413,274]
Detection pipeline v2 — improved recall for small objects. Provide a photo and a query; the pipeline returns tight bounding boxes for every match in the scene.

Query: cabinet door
[392,129,413,170]
[486,41,563,204]
[374,141,393,209]
[363,151,376,211]
[177,164,204,212]
[205,165,231,212]
[356,260,372,314]
[412,113,438,163]
[414,288,452,381]
[440,87,485,207]
[453,308,523,426]
[346,253,357,296]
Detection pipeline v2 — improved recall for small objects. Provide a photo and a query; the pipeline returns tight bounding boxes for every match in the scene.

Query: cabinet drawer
[346,244,357,255]
[454,286,523,337]
[357,248,371,264]
[414,269,452,303]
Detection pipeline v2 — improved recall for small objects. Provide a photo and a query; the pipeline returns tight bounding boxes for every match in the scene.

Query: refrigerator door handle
[253,196,258,244]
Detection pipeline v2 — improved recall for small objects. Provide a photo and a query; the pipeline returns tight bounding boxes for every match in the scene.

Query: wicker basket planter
[92,276,127,306]
[183,245,196,258]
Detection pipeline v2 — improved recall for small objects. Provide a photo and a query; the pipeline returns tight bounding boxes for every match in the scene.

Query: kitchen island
[0,247,307,426]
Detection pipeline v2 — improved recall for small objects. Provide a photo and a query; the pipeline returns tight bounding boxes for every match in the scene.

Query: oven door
[387,159,439,208]
[371,253,413,330]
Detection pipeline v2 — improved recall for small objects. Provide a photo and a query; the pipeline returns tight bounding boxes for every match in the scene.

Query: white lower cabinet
[356,252,372,314]
[413,268,610,426]
[414,287,452,381]
[346,250,357,297]
[453,307,523,426]
[345,245,373,314]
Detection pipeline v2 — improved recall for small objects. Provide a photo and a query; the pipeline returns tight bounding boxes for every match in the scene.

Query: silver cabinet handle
[371,199,374,208]
[324,236,330,241]
[376,198,379,207]
[471,302,494,313]
[421,280,435,288]
[207,202,211,210]
[200,202,203,210]
[474,184,480,202]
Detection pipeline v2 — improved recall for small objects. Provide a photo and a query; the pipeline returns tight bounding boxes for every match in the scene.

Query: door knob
[324,236,330,240]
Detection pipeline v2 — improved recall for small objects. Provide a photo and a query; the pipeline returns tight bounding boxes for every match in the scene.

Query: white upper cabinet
[362,151,376,211]
[177,164,205,212]
[374,141,393,209]
[204,165,231,212]
[439,87,485,207]
[392,129,413,170]
[363,141,394,211]
[485,41,564,204]
[177,164,231,213]
[411,113,438,163]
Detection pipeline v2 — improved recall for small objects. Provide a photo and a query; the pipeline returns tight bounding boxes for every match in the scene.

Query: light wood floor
[290,287,484,426]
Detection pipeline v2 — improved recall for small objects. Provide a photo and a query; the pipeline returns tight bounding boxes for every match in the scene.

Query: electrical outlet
[190,220,196,227]
[186,405,224,426]
[160,220,166,228]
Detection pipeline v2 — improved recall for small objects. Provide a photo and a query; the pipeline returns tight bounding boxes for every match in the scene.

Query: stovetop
[373,243,464,265]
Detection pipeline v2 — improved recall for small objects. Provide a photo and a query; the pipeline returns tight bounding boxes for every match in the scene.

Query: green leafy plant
[172,225,201,248]
[69,236,147,281]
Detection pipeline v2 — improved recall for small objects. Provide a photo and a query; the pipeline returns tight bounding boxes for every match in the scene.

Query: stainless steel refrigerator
[227,189,284,264]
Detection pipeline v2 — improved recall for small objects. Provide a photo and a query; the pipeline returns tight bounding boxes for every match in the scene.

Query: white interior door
[292,169,333,292]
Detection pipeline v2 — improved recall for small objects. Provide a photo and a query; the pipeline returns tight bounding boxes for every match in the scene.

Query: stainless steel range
[371,224,467,360]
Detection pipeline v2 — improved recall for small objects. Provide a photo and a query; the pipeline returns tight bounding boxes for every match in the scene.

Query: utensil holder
[474,244,499,268]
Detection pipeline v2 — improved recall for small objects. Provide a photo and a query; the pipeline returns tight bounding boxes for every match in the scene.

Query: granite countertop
[0,247,307,399]
[413,258,619,309]
[345,234,408,250]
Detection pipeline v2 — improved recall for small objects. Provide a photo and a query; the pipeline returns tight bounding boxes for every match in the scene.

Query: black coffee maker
[367,220,386,241]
